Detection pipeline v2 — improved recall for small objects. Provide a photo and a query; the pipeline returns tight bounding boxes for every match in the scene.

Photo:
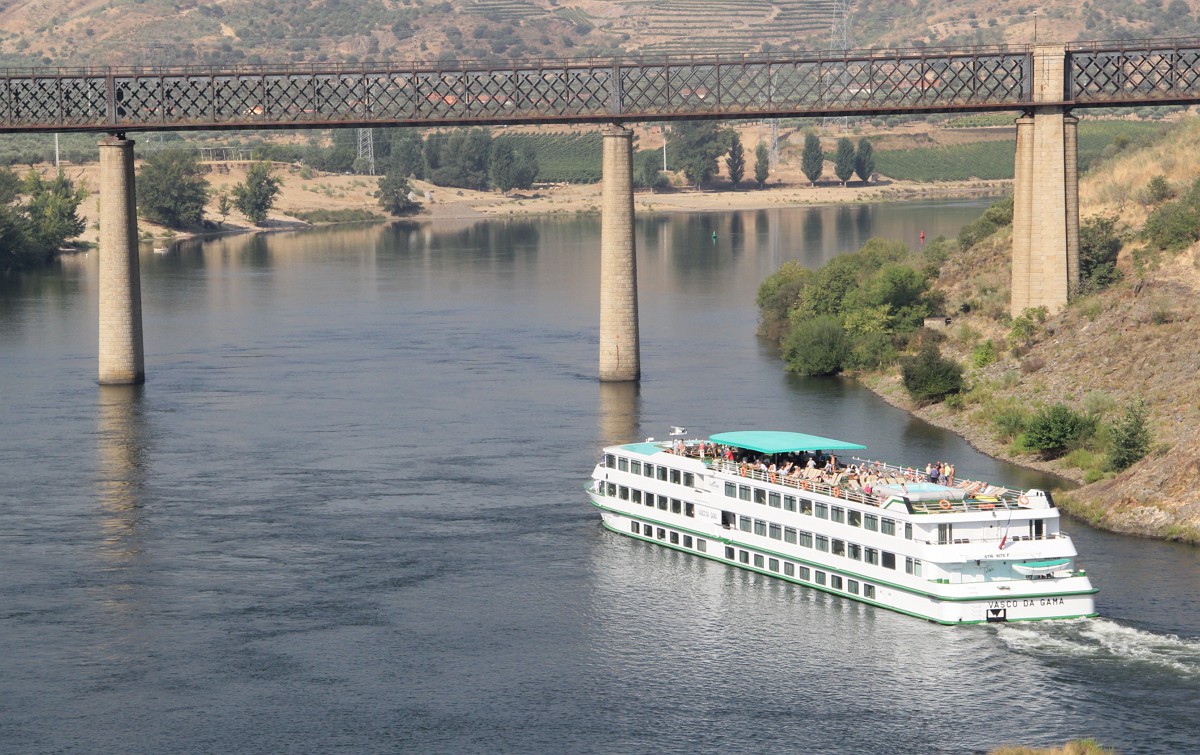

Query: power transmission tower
[769,119,780,167]
[357,128,375,175]
[823,0,855,131]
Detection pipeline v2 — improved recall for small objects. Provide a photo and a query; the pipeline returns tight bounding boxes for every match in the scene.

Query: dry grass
[991,739,1116,755]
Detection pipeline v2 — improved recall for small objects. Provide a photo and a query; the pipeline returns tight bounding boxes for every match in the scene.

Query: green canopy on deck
[708,431,866,455]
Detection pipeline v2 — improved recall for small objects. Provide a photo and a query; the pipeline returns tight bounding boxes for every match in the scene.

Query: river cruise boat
[587,430,1098,624]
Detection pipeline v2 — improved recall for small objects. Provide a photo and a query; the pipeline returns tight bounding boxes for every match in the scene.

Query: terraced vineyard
[465,0,545,20]
[500,132,603,183]
[613,0,840,55]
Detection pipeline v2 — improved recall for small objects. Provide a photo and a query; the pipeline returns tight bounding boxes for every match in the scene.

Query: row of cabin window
[630,521,708,553]
[724,482,907,537]
[606,483,697,517]
[606,454,696,488]
[721,546,879,598]
[735,515,923,576]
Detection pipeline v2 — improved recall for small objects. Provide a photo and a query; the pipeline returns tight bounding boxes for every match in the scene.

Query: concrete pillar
[98,135,145,385]
[1010,45,1078,316]
[599,126,640,382]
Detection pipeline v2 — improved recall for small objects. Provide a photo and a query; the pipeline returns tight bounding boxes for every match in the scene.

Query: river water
[2,200,1198,754]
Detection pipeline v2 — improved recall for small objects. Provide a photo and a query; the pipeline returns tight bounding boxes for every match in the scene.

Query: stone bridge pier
[598,125,640,382]
[1011,44,1080,316]
[97,134,145,385]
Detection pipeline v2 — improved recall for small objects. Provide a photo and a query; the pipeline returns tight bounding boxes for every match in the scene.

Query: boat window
[882,552,896,569]
[658,496,668,510]
[605,454,616,468]
[905,522,913,540]
[670,532,679,545]
[725,482,737,498]
[769,558,779,572]
[657,528,666,540]
[799,531,813,548]
[864,548,879,565]
[938,523,953,544]
[739,516,752,533]
[739,485,751,501]
[784,496,797,513]
[864,514,878,531]
[606,483,616,497]
[696,539,706,553]
[618,457,628,472]
[832,539,846,556]
[848,510,862,527]
[800,498,813,515]
[630,461,641,475]
[670,469,681,484]
[683,472,695,487]
[630,521,639,534]
[645,494,656,507]
[881,518,896,536]
[864,584,876,599]
[769,492,781,508]
[848,543,862,560]
[784,527,797,544]
[815,503,829,519]
[831,506,845,524]
[685,503,695,518]
[739,550,750,564]
[631,490,641,504]
[753,554,764,568]
[754,488,766,505]
[644,524,654,536]
[643,464,654,478]
[799,566,811,581]
[905,557,922,577]
[619,486,629,500]
[671,499,682,514]
[784,562,795,577]
[847,579,859,594]
[725,546,735,559]
[754,519,767,537]
[830,575,843,590]
[769,523,782,540]
[657,466,668,481]
[683,535,693,548]
[816,535,830,552]
[814,571,827,585]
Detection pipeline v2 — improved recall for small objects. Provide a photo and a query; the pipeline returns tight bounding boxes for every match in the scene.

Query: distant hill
[3,0,1200,69]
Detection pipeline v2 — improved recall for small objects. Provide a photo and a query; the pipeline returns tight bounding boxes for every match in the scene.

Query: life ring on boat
[1018,494,1030,506]
[801,480,810,491]
[939,500,952,510]
[981,503,996,510]
[833,487,841,497]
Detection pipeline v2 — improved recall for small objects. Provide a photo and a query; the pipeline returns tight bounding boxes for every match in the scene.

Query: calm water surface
[2,201,1198,754]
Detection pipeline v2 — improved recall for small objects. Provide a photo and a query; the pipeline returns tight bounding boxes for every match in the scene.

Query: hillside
[865,117,1200,544]
[4,0,1200,69]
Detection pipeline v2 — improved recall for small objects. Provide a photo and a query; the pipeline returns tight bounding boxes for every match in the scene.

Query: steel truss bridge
[5,38,1200,134]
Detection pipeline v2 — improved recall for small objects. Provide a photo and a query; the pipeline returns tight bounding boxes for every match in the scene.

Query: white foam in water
[995,618,1200,676]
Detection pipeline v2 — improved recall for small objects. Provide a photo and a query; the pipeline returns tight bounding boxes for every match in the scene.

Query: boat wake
[994,618,1200,677]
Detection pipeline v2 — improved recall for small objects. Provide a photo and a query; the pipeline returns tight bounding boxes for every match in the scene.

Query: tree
[725,137,745,190]
[834,137,855,185]
[754,142,770,189]
[430,128,492,190]
[389,137,426,180]
[232,161,282,225]
[801,132,823,186]
[668,121,734,190]
[901,345,964,404]
[216,192,232,227]
[490,139,520,193]
[136,149,209,228]
[377,171,421,216]
[1078,214,1122,290]
[854,137,875,183]
[0,167,87,272]
[1107,399,1151,472]
[1022,404,1093,457]
[514,144,539,191]
[637,151,668,191]
[782,315,849,376]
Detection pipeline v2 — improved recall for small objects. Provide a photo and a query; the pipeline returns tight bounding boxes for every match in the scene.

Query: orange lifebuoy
[833,487,841,497]
[939,500,952,510]
[802,480,810,491]
[1018,494,1030,506]
[981,503,996,510]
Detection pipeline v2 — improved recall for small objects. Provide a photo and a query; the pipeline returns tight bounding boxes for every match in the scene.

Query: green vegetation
[0,168,87,272]
[834,138,856,184]
[1144,176,1200,251]
[668,121,735,189]
[489,139,538,193]
[232,161,281,225]
[1022,404,1096,458]
[1107,400,1151,472]
[375,171,422,218]
[901,345,965,404]
[754,142,770,189]
[136,149,210,228]
[725,139,746,189]
[854,137,875,182]
[801,132,823,185]
[496,133,601,184]
[1077,215,1123,293]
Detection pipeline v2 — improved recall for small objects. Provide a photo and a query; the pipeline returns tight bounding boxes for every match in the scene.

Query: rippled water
[2,202,1198,753]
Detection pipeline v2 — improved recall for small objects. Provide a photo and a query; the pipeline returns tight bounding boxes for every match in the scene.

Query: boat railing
[707,458,1024,513]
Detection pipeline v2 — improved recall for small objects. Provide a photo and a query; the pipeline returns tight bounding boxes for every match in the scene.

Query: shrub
[971,339,996,368]
[782,315,849,376]
[1147,174,1174,204]
[992,405,1029,441]
[901,345,964,404]
[1077,215,1123,292]
[1106,400,1151,471]
[1022,404,1094,457]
